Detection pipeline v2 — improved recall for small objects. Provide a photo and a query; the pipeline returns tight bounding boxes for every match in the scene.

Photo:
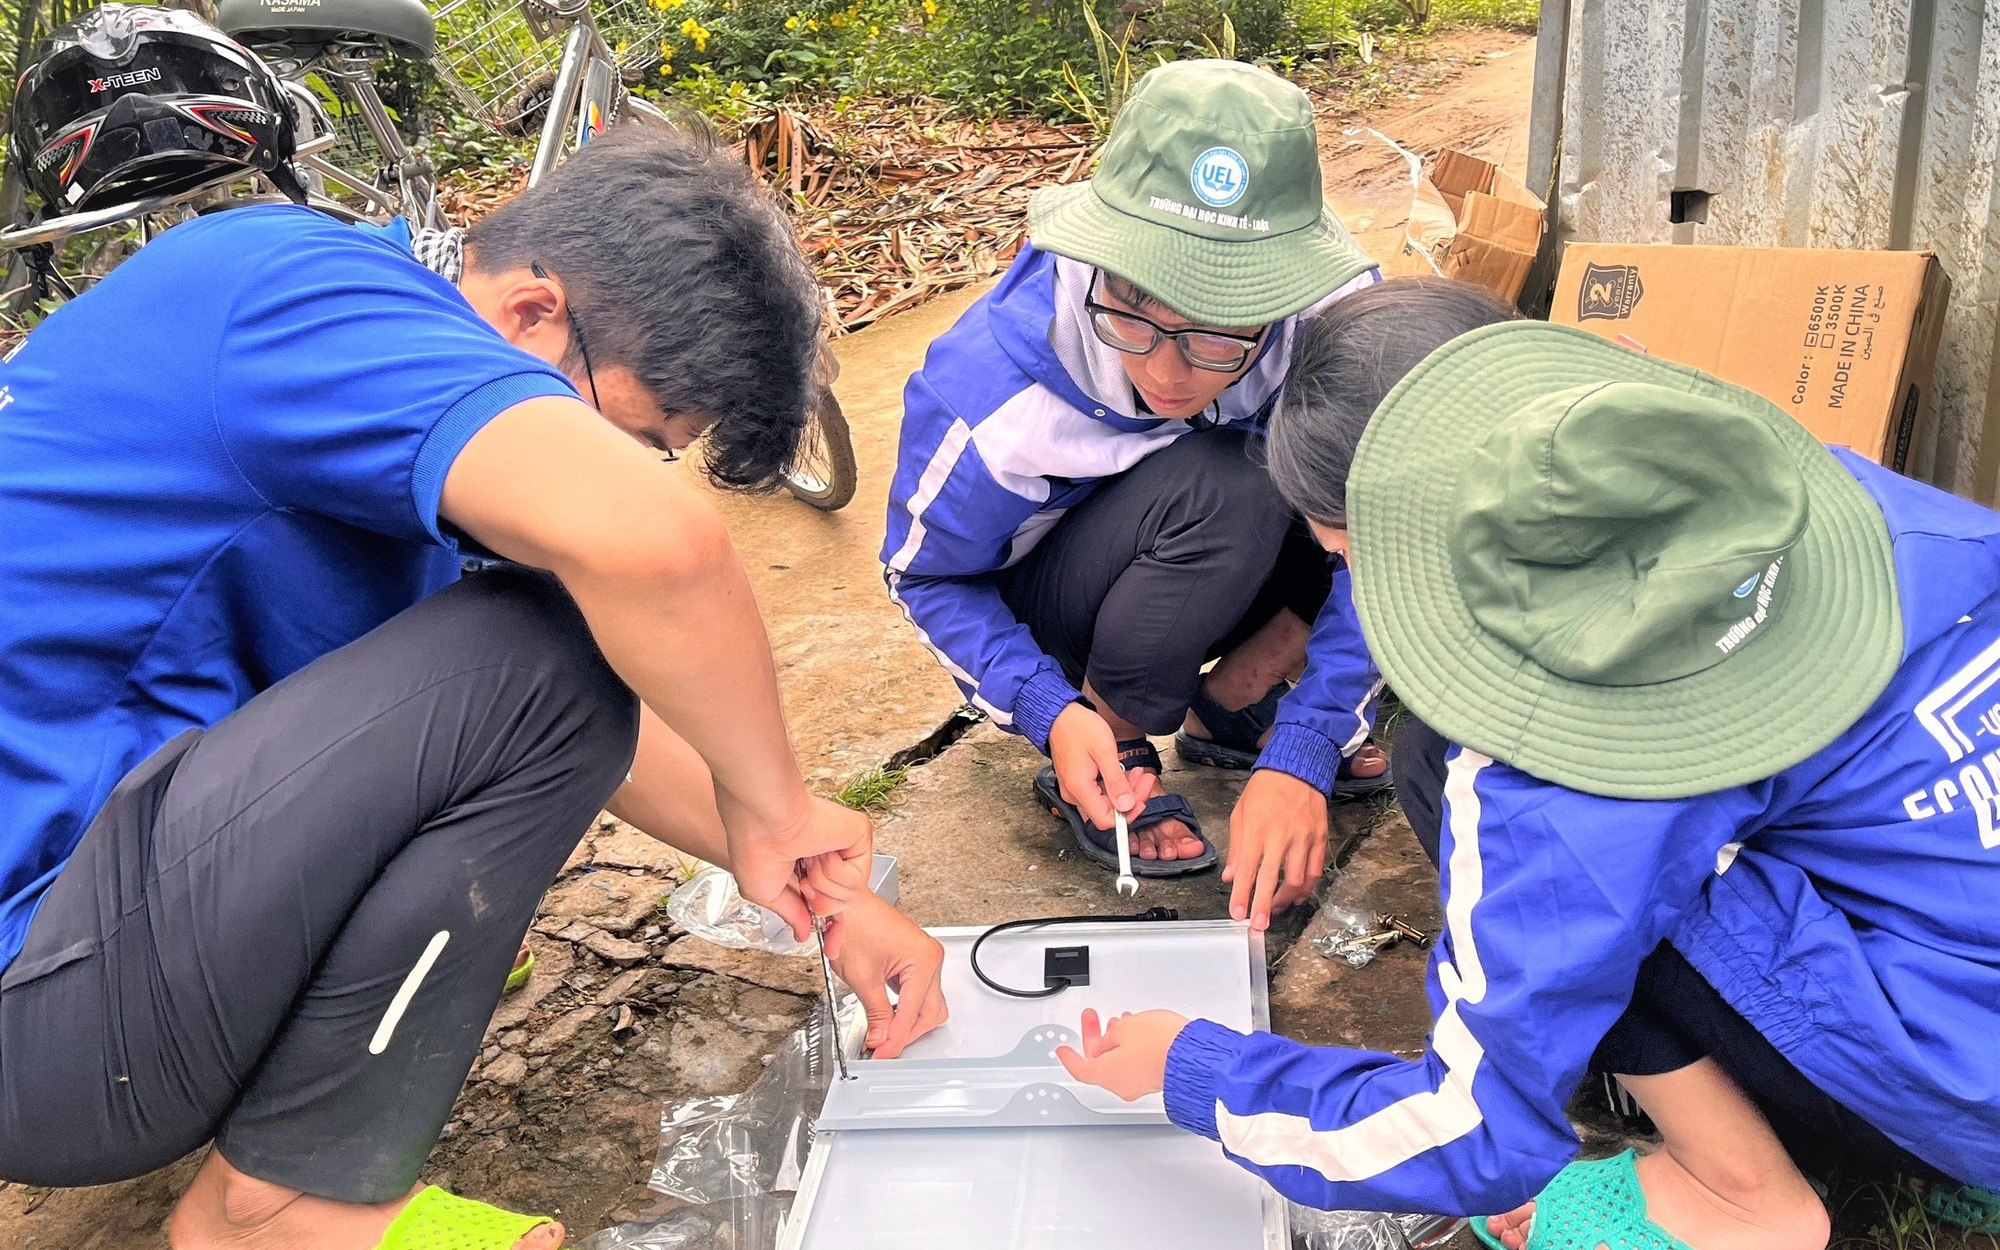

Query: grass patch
[1375,686,1413,740]
[833,763,911,812]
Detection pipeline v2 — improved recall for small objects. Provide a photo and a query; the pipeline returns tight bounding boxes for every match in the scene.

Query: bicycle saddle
[217,0,437,58]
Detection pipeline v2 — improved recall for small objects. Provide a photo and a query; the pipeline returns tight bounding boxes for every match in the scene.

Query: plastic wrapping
[650,996,863,1200]
[576,1211,712,1250]
[662,866,816,957]
[582,998,863,1250]
[1288,1208,1467,1250]
[661,856,901,958]
[1312,905,1386,968]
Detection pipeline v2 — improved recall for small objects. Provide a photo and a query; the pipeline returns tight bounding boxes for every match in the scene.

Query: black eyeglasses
[533,261,601,413]
[536,264,684,464]
[1084,273,1267,373]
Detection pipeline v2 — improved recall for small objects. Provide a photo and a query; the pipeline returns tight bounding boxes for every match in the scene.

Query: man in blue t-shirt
[0,130,947,1250]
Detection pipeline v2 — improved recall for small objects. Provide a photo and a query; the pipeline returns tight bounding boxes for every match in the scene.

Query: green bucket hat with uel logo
[1345,322,1902,800]
[1028,59,1376,327]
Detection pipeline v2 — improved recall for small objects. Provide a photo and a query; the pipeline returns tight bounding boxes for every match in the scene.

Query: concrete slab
[1269,810,1444,1054]
[876,722,1382,941]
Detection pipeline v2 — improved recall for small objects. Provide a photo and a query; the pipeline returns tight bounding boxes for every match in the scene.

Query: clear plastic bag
[575,1210,712,1250]
[1312,905,1387,968]
[649,995,863,1202]
[661,866,815,958]
[577,1198,795,1250]
[661,857,900,958]
[1289,1207,1467,1250]
[583,999,862,1250]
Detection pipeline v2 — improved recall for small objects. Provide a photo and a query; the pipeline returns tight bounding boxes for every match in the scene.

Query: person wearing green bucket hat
[884,58,1390,913]
[1056,278,2000,1249]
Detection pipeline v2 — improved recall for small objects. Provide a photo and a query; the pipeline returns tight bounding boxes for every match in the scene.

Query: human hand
[728,795,873,948]
[1054,1007,1189,1101]
[828,892,948,1058]
[1048,703,1137,831]
[1223,769,1328,930]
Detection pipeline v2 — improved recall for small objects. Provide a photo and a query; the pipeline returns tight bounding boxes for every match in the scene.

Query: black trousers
[997,427,1333,736]
[0,568,639,1203]
[1390,718,1942,1183]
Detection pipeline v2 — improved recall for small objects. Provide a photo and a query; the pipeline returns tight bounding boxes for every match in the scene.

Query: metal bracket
[814,1025,1169,1131]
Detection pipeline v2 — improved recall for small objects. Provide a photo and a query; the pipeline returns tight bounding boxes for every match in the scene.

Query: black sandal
[1175,681,1393,799]
[1032,738,1217,877]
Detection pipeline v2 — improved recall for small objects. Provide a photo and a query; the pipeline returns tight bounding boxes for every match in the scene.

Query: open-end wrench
[1113,807,1137,897]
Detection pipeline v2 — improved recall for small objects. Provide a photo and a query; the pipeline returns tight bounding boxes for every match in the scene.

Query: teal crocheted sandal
[1471,1151,1694,1250]
[376,1187,560,1249]
[1925,1181,2000,1233]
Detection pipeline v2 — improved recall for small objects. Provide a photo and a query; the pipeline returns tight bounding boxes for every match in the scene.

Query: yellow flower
[828,11,843,24]
[921,0,937,16]
[615,38,628,52]
[679,16,710,50]
[784,13,798,25]
[868,23,879,33]
[805,16,819,29]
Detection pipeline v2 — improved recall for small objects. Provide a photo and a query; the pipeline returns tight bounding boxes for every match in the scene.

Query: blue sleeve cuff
[409,370,581,543]
[1012,667,1083,754]
[1163,1017,1244,1141]
[1255,722,1342,795]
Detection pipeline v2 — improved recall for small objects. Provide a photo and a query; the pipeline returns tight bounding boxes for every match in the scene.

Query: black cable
[969,907,1179,999]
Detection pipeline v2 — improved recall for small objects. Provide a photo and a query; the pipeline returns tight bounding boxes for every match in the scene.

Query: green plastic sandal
[1925,1181,2000,1233]
[503,949,536,995]
[1471,1151,1696,1250]
[376,1187,559,1250]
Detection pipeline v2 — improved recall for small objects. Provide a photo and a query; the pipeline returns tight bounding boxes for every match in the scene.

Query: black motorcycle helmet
[11,4,296,215]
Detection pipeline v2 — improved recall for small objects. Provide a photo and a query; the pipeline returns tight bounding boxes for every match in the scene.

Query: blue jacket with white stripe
[1163,453,2000,1208]
[881,246,1381,789]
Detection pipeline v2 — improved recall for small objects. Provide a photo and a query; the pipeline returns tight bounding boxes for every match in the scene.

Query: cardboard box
[1387,147,1546,303]
[1551,243,1952,474]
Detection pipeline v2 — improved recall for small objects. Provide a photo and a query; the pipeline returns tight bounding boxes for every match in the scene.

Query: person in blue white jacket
[1058,279,2000,1249]
[884,58,1388,922]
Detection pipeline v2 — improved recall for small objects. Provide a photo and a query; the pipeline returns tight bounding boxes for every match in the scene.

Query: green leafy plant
[1057,0,1140,136]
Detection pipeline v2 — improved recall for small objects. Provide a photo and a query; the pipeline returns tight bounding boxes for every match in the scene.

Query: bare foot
[171,1151,564,1250]
[1125,769,1205,861]
[1346,742,1387,778]
[1485,1198,1534,1249]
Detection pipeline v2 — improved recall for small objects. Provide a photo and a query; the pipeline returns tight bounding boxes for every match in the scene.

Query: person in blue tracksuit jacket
[883,58,1387,922]
[1058,278,2000,1250]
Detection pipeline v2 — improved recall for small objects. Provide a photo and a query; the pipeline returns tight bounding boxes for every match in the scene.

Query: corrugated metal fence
[1527,0,2000,504]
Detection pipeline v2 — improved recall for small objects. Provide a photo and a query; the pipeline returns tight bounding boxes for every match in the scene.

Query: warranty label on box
[1551,243,1951,474]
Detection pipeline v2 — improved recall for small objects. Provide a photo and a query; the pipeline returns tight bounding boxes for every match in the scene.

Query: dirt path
[0,37,1540,1250]
[1318,28,1537,264]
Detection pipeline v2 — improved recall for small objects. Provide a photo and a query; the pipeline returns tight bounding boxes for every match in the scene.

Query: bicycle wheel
[783,389,858,511]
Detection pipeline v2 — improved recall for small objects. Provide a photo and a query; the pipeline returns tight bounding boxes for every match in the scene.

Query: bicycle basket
[431,0,669,128]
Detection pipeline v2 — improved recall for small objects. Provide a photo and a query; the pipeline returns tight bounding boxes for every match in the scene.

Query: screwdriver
[801,873,853,1081]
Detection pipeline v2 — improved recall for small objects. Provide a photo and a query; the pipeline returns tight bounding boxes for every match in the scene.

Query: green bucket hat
[1028,59,1376,327]
[1346,322,1902,799]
